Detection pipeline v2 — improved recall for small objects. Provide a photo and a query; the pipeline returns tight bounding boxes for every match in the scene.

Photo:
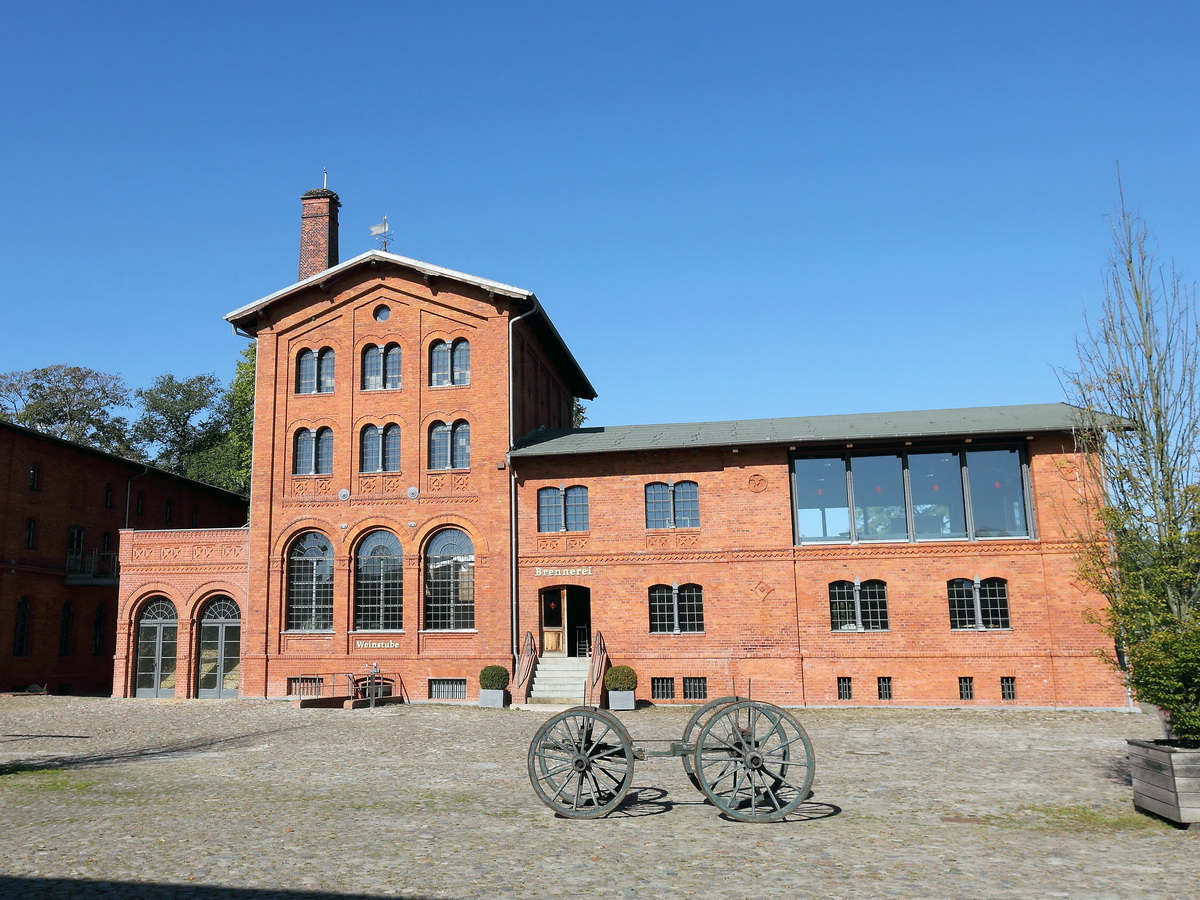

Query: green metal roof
[510,403,1098,458]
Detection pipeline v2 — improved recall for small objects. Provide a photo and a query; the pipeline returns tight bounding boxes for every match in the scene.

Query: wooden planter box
[1127,739,1200,827]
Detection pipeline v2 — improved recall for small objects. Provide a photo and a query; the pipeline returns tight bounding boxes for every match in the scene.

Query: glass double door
[197,598,241,699]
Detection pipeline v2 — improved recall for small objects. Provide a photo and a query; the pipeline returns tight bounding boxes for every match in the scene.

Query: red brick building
[113,187,1128,709]
[1,421,247,695]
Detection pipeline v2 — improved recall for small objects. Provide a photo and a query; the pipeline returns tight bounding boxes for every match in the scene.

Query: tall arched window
[363,343,402,390]
[429,420,470,470]
[294,428,334,475]
[424,529,474,630]
[361,424,402,472]
[58,601,74,657]
[430,339,470,386]
[356,531,403,630]
[135,598,177,698]
[287,533,334,631]
[13,597,32,657]
[92,604,107,656]
[197,597,241,699]
[297,347,335,393]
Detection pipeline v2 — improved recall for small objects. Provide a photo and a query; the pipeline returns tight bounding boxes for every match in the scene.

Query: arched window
[429,420,470,470]
[58,601,74,657]
[948,577,1011,630]
[356,531,403,630]
[294,428,334,475]
[92,604,107,656]
[648,583,704,634]
[29,462,40,491]
[829,579,889,631]
[537,486,590,532]
[360,424,402,473]
[198,596,241,699]
[430,339,470,386]
[424,529,474,630]
[288,533,334,631]
[135,598,178,698]
[645,481,701,529]
[451,339,470,385]
[363,343,402,390]
[13,597,32,657]
[297,347,335,393]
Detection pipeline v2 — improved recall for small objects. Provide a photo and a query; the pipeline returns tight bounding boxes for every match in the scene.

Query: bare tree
[1066,185,1200,740]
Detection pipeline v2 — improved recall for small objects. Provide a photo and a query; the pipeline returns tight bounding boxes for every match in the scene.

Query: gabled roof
[225,250,596,399]
[510,402,1101,458]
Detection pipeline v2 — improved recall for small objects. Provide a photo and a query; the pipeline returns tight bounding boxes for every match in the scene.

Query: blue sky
[2,2,1198,428]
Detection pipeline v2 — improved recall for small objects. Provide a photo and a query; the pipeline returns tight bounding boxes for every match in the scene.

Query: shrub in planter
[479,665,510,708]
[605,665,637,710]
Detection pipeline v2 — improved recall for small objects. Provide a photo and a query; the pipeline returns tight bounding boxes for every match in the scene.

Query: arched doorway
[135,598,177,698]
[197,596,241,699]
[539,586,592,657]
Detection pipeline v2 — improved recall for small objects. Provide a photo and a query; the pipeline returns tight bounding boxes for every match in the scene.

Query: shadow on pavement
[0,877,432,900]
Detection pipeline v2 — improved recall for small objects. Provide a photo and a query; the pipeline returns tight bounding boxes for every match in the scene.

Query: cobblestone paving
[0,697,1196,899]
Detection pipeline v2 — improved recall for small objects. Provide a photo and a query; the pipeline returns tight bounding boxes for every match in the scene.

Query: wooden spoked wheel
[527,707,635,819]
[680,696,747,791]
[692,700,815,822]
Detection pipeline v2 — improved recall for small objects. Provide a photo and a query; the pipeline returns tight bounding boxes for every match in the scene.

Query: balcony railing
[65,549,119,579]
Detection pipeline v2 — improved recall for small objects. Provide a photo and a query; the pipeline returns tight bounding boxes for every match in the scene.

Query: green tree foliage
[0,364,141,457]
[133,373,224,474]
[1067,189,1200,741]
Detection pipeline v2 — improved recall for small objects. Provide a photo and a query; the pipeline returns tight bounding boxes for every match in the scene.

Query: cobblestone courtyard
[1,697,1196,899]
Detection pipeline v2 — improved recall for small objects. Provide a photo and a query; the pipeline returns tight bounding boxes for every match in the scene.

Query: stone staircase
[525,656,591,706]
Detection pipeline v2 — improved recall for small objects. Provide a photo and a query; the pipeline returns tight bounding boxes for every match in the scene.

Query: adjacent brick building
[1,421,248,695]
[112,187,1128,709]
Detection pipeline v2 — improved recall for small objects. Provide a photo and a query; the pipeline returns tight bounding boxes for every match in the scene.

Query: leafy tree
[571,398,588,428]
[0,364,141,456]
[184,344,255,495]
[133,373,224,474]
[1066,188,1200,742]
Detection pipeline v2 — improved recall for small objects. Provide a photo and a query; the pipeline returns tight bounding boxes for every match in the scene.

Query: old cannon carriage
[527,697,815,822]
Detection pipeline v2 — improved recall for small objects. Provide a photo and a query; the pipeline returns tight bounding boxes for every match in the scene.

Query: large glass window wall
[793,446,1028,544]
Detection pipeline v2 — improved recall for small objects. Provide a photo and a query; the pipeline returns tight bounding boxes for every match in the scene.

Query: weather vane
[370,215,392,252]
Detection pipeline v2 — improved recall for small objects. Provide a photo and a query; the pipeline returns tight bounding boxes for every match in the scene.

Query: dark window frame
[354,530,404,631]
[948,577,1011,630]
[537,485,590,532]
[428,420,470,470]
[362,343,402,391]
[423,528,475,631]
[286,532,334,632]
[644,480,700,529]
[828,579,890,631]
[649,582,704,634]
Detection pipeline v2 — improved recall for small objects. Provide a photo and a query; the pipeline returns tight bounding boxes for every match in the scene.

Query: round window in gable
[373,305,391,322]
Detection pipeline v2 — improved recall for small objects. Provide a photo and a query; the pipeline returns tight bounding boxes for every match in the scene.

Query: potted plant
[479,665,510,708]
[604,665,637,711]
[1123,625,1200,827]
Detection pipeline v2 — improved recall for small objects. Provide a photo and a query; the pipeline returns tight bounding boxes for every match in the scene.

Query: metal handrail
[514,631,538,702]
[585,630,608,706]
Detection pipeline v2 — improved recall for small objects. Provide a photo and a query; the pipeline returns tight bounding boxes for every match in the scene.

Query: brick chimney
[298,188,341,280]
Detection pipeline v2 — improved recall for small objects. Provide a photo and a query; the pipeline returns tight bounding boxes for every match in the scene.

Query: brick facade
[0,422,247,695]
[111,187,1128,709]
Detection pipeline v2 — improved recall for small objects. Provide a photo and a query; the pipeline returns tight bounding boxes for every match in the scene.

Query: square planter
[479,689,508,708]
[607,690,636,711]
[1127,739,1200,827]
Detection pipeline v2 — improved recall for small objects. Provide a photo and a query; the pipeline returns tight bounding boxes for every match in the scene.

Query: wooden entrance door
[541,589,566,655]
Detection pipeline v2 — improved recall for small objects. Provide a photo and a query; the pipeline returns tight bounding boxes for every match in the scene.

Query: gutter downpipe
[508,299,541,669]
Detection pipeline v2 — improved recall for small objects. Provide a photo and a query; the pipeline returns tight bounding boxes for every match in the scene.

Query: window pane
[363,345,382,390]
[859,580,889,630]
[452,340,470,384]
[564,486,589,532]
[318,349,335,392]
[429,423,450,469]
[537,488,562,532]
[384,344,402,389]
[451,421,470,468]
[356,531,403,630]
[288,533,333,630]
[297,350,315,393]
[424,529,474,630]
[360,425,380,472]
[430,341,450,386]
[645,483,671,529]
[967,449,1028,537]
[673,482,700,528]
[851,455,907,541]
[315,429,333,474]
[648,585,673,633]
[677,584,704,632]
[382,424,401,472]
[948,579,976,629]
[908,452,967,539]
[979,578,1011,628]
[828,581,857,630]
[794,458,850,541]
[294,430,314,475]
